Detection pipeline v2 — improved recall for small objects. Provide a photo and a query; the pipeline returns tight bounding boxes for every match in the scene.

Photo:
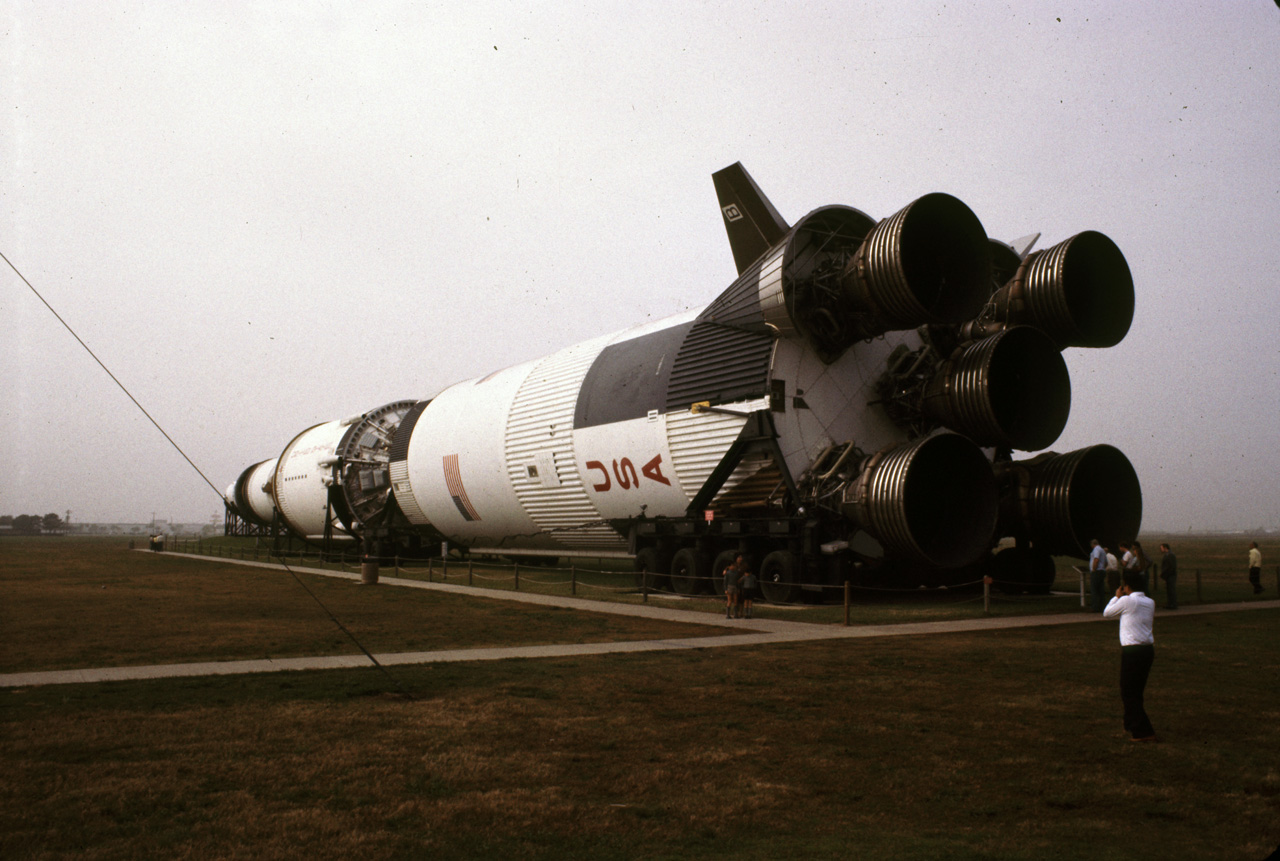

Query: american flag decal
[443,453,481,522]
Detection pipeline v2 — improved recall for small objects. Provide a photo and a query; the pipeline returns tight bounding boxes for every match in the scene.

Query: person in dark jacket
[738,565,758,619]
[723,555,744,619]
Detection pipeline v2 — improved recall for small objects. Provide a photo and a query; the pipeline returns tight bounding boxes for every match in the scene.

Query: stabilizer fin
[1010,232,1041,259]
[712,163,790,275]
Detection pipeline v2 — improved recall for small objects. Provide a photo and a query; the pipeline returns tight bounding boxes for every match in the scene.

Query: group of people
[1090,538,1267,611]
[1082,538,1164,741]
[721,554,758,619]
[721,557,757,619]
[1094,539,1269,743]
[1089,538,1180,611]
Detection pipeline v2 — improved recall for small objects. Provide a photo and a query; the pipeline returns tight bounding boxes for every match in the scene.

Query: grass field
[2,536,1278,859]
[0,539,719,673]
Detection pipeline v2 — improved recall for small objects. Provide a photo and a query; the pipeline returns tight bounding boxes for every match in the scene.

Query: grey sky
[3,1,1278,532]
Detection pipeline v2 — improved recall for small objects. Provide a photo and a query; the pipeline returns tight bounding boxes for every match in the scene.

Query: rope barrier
[169,542,1096,611]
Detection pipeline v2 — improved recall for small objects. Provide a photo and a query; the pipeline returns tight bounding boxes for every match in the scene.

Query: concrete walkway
[4,553,1277,689]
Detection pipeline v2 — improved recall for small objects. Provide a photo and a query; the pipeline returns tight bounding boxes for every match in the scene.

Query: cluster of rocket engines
[225,163,1141,597]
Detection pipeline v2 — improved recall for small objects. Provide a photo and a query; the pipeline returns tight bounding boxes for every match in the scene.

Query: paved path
[5,553,1277,688]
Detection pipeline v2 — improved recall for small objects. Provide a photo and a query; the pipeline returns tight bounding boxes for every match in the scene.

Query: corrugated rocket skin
[505,331,625,551]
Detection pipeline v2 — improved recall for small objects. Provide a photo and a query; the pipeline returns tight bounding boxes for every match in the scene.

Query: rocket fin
[1009,232,1041,258]
[712,163,790,275]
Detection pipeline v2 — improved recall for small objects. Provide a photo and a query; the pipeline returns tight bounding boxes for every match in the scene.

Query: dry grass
[0,538,718,673]
[2,536,1278,859]
[5,618,1279,860]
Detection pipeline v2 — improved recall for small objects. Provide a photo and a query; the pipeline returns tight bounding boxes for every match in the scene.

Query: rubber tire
[669,547,707,596]
[759,550,801,604]
[634,546,670,592]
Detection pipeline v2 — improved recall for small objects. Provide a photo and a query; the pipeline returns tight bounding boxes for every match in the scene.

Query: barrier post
[983,576,993,614]
[1195,568,1202,603]
[514,561,520,591]
[571,563,577,596]
[1078,566,1087,609]
[468,559,473,587]
[844,581,850,626]
[360,555,379,586]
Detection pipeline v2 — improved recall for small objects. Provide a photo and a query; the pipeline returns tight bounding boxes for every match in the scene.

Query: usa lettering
[585,454,671,492]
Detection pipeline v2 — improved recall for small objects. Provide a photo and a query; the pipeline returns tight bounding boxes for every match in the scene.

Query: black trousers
[1249,566,1262,593]
[1091,570,1109,613]
[1120,645,1155,738]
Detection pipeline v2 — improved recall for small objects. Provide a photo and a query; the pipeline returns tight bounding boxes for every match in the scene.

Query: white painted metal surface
[401,360,542,544]
[770,334,911,480]
[273,421,350,540]
[242,458,279,525]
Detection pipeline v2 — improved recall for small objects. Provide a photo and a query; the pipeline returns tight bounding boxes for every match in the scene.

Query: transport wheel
[710,550,738,597]
[759,550,801,604]
[669,547,706,596]
[634,547,670,592]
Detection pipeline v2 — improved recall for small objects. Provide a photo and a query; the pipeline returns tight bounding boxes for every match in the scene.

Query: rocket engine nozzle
[963,231,1134,349]
[995,444,1142,558]
[770,194,992,363]
[844,192,993,334]
[921,325,1071,452]
[842,431,998,569]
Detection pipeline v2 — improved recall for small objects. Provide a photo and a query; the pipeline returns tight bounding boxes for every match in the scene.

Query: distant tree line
[0,513,65,534]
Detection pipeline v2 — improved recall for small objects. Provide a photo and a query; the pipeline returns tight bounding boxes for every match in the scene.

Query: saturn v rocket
[225,163,1141,599]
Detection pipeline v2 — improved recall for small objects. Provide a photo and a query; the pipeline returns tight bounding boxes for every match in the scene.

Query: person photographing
[1103,571,1158,742]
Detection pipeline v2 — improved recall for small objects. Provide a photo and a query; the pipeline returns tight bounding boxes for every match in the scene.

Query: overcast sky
[3,1,1278,533]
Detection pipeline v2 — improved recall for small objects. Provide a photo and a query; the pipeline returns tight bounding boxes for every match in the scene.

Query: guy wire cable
[1,248,223,500]
[3,248,413,699]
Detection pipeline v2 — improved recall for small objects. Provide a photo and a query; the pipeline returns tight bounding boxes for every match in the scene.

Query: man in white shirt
[1105,548,1120,594]
[1103,571,1157,741]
